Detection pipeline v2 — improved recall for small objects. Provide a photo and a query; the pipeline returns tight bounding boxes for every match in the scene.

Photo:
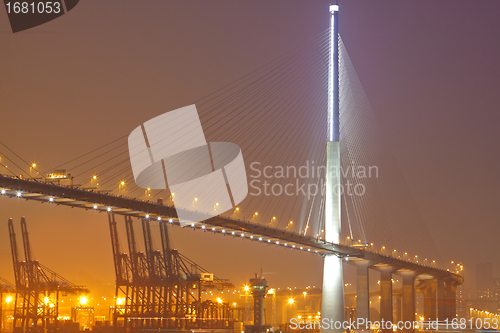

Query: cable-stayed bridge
[0,5,464,333]
[0,172,463,332]
[0,174,463,275]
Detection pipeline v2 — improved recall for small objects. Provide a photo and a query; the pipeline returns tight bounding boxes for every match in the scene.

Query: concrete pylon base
[321,141,344,333]
[321,254,345,333]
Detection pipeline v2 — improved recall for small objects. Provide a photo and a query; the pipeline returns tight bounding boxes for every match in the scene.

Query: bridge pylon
[321,4,344,333]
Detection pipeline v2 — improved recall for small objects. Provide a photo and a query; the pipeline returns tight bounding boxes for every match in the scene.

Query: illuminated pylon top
[328,4,339,142]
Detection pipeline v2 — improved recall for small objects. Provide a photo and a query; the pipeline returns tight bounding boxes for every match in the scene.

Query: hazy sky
[0,0,499,297]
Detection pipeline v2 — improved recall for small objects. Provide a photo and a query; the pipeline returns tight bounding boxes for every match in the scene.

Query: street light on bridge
[30,163,37,178]
[91,175,98,188]
[119,180,126,194]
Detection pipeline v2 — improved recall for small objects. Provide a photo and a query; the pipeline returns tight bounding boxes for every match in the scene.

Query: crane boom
[8,218,21,287]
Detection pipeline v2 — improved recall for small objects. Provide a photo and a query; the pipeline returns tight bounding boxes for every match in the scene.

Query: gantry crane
[8,217,89,333]
[108,214,234,330]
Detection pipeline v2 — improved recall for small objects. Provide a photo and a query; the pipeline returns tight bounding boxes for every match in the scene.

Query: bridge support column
[400,271,417,333]
[423,280,437,321]
[353,260,371,327]
[445,279,457,320]
[395,295,402,323]
[437,279,448,320]
[322,255,344,333]
[379,268,393,332]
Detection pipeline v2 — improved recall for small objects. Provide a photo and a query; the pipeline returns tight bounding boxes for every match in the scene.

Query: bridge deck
[0,175,463,283]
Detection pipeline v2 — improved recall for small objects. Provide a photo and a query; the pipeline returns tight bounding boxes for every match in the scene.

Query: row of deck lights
[87,185,301,232]
[80,197,320,253]
[192,222,319,254]
[6,173,432,258]
[345,236,462,272]
[4,189,456,264]
[6,179,303,235]
[1,169,466,273]
[1,189,21,196]
[1,189,337,256]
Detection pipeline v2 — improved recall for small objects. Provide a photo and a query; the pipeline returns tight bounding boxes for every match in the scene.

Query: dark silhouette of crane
[108,214,233,330]
[8,217,89,333]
